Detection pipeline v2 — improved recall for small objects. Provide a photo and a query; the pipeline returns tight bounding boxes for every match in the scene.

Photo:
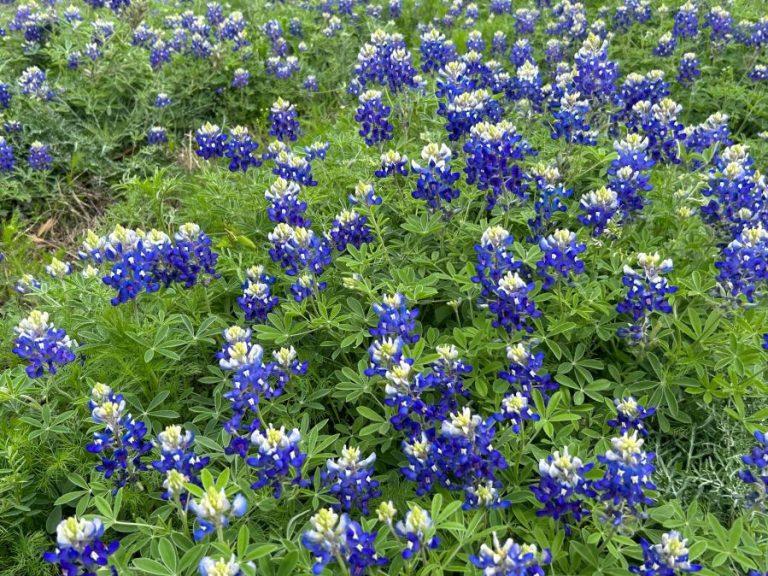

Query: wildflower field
[2,0,768,574]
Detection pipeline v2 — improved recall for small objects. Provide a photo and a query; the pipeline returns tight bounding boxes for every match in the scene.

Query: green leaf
[132,558,173,575]
[356,406,384,422]
[157,538,177,571]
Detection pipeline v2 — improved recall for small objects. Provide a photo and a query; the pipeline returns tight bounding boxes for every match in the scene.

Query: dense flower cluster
[322,446,379,514]
[237,265,279,322]
[302,508,387,575]
[617,253,678,343]
[355,90,393,146]
[152,425,209,502]
[86,383,153,491]
[44,517,119,576]
[739,430,768,509]
[268,224,332,301]
[471,533,551,576]
[82,223,218,305]
[12,310,76,378]
[463,121,537,210]
[411,142,461,214]
[630,532,702,575]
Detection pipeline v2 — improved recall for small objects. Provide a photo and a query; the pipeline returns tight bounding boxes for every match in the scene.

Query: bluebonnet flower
[86,383,152,490]
[152,425,209,501]
[155,93,172,107]
[536,229,586,289]
[411,142,461,214]
[304,141,329,161]
[375,149,409,178]
[354,31,418,93]
[323,446,379,514]
[435,61,473,101]
[630,532,702,575]
[684,112,732,157]
[165,223,219,288]
[0,137,14,172]
[617,253,677,342]
[701,145,763,230]
[28,141,53,170]
[594,431,656,525]
[302,509,387,575]
[579,186,619,237]
[266,55,300,79]
[608,397,655,437]
[439,88,502,141]
[4,120,22,134]
[609,134,655,218]
[271,345,308,391]
[499,342,558,399]
[466,30,485,53]
[18,66,54,101]
[371,293,420,344]
[551,91,598,145]
[190,486,247,541]
[402,408,509,509]
[13,310,76,378]
[395,506,439,559]
[629,98,685,164]
[492,31,508,58]
[653,32,677,57]
[269,98,300,142]
[528,164,571,239]
[288,17,302,37]
[545,39,565,67]
[749,65,768,83]
[46,257,72,278]
[490,0,512,15]
[272,151,317,186]
[147,126,167,145]
[531,447,595,530]
[63,6,83,25]
[716,225,768,303]
[515,8,539,35]
[238,265,279,322]
[673,1,698,39]
[149,40,172,70]
[464,121,537,210]
[195,122,228,159]
[199,555,249,576]
[266,178,309,226]
[225,126,261,172]
[268,224,332,301]
[247,424,306,498]
[487,270,541,334]
[495,392,539,433]
[355,90,393,146]
[617,70,670,122]
[231,68,249,89]
[472,226,523,299]
[573,33,620,104]
[43,517,119,576]
[389,0,401,18]
[705,6,733,44]
[471,533,551,576]
[303,75,319,92]
[330,209,373,251]
[350,181,382,206]
[16,273,41,294]
[739,430,768,509]
[510,39,535,67]
[677,53,700,86]
[510,61,545,109]
[0,83,11,108]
